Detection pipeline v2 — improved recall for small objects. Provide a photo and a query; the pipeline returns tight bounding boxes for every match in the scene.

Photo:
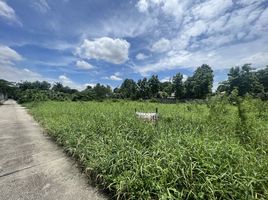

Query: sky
[0,0,268,90]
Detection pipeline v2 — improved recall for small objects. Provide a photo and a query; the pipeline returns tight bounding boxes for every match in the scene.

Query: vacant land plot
[27,99,268,199]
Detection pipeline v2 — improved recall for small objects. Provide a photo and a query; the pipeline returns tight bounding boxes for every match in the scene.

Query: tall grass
[27,99,268,199]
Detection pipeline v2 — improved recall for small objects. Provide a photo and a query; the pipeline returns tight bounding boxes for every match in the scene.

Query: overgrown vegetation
[27,98,268,199]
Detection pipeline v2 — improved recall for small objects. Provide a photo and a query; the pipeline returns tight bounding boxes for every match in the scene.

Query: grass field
[27,98,268,199]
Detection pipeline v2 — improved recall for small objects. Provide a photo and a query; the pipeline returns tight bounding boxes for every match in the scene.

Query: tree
[160,81,173,96]
[226,64,263,96]
[148,75,160,98]
[52,82,78,94]
[184,77,195,98]
[18,81,51,91]
[216,81,229,93]
[257,65,268,92]
[93,83,111,99]
[0,79,16,98]
[120,79,137,99]
[172,73,184,99]
[137,78,151,99]
[73,85,96,101]
[52,82,64,92]
[185,64,213,99]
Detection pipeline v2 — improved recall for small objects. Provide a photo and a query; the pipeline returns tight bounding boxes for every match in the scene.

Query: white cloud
[32,0,50,13]
[136,0,149,12]
[84,83,96,88]
[0,45,22,65]
[160,76,171,82]
[136,0,189,21]
[133,0,268,76]
[240,52,268,65]
[105,73,123,81]
[110,75,123,81]
[160,74,187,82]
[76,37,130,64]
[136,53,149,60]
[58,75,86,90]
[0,0,21,25]
[0,46,88,91]
[151,38,171,53]
[182,74,188,82]
[76,60,94,70]
[192,0,233,20]
[0,65,44,82]
[185,20,208,38]
[237,0,266,6]
[134,37,268,75]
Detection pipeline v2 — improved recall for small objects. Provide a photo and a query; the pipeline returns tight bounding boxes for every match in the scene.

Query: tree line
[0,64,267,103]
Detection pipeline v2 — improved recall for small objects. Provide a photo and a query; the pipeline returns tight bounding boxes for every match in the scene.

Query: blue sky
[0,0,268,90]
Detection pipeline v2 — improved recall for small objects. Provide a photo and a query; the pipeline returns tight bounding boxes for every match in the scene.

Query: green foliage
[2,63,268,103]
[220,64,265,97]
[184,64,213,99]
[52,82,78,94]
[228,88,240,105]
[18,81,51,91]
[27,100,268,199]
[93,83,112,99]
[18,89,49,103]
[160,81,173,96]
[120,79,138,99]
[148,75,160,98]
[0,79,17,99]
[137,78,151,99]
[257,66,268,92]
[172,73,184,98]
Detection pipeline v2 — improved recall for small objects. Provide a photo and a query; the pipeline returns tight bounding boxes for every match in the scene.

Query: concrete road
[0,100,106,200]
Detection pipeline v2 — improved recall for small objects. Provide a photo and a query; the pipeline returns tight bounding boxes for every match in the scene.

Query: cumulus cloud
[0,0,21,25]
[110,75,123,81]
[76,37,130,64]
[104,72,123,81]
[58,75,87,90]
[136,53,149,60]
[76,60,94,70]
[151,38,171,53]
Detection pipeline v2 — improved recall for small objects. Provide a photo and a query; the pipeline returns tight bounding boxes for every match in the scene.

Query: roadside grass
[26,99,268,199]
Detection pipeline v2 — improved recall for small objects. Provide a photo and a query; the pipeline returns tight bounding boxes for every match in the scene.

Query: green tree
[148,75,160,98]
[172,73,184,99]
[0,79,16,99]
[160,81,173,96]
[227,64,263,96]
[216,81,229,93]
[185,64,213,99]
[120,79,137,99]
[52,82,77,94]
[93,83,111,99]
[184,77,195,98]
[137,78,151,99]
[18,81,51,91]
[257,65,268,92]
